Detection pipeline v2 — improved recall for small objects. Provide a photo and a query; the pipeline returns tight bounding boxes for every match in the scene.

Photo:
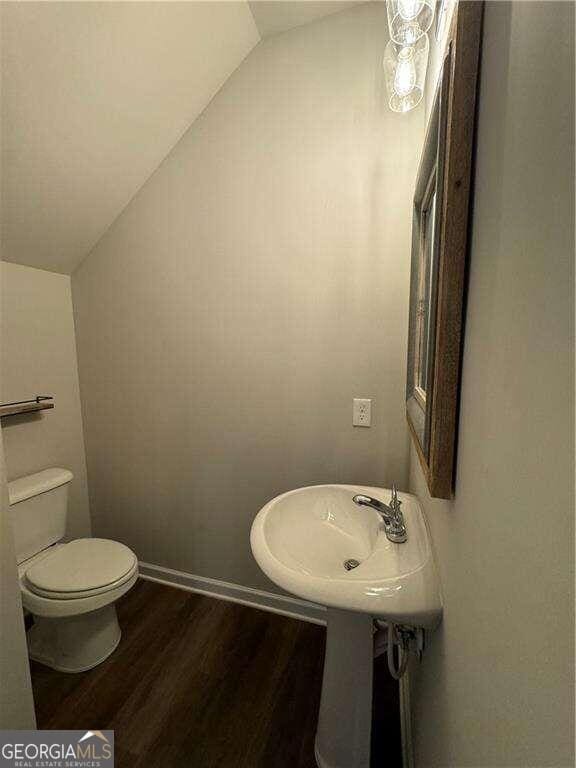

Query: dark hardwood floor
[30,579,401,768]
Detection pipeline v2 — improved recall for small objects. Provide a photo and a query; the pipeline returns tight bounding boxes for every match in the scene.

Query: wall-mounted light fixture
[386,0,434,45]
[383,34,429,113]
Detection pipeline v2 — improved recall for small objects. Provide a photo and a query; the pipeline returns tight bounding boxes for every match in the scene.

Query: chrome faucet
[353,485,407,543]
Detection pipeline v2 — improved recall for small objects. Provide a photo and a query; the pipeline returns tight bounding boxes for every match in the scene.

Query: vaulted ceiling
[248,1,363,38]
[0,1,259,275]
[1,1,365,275]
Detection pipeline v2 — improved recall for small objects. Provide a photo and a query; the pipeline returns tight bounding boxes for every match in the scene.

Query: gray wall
[0,262,36,727]
[0,432,35,728]
[409,3,574,766]
[72,4,423,591]
[1,262,91,540]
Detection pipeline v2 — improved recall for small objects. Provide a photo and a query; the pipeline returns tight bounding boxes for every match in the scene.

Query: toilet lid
[26,538,137,596]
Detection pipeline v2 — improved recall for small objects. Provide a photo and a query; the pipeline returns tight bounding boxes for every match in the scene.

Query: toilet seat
[25,538,137,600]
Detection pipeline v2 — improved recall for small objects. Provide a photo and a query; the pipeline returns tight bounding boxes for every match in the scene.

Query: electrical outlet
[353,398,372,427]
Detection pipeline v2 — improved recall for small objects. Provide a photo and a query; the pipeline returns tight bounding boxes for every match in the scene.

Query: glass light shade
[383,34,429,113]
[386,0,434,45]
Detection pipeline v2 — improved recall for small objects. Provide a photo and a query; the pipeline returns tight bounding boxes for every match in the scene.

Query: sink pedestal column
[315,609,373,768]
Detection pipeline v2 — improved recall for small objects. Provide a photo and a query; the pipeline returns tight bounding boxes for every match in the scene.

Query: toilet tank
[7,468,74,564]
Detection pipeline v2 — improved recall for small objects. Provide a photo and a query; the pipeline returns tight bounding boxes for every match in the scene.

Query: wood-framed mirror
[406,2,483,499]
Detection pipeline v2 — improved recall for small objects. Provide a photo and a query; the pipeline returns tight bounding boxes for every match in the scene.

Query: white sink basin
[251,484,442,629]
[251,484,442,768]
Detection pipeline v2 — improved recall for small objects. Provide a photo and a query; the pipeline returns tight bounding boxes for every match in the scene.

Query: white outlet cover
[353,398,372,427]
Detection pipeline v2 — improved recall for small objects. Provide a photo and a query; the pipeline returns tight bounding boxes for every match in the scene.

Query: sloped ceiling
[0,1,369,275]
[249,1,365,38]
[0,2,259,275]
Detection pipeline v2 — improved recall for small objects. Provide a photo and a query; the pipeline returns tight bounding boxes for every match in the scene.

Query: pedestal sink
[250,484,442,768]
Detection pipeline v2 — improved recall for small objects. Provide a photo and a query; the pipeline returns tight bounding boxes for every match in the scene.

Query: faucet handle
[390,483,401,511]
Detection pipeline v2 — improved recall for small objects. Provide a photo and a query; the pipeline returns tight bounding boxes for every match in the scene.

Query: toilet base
[28,604,122,673]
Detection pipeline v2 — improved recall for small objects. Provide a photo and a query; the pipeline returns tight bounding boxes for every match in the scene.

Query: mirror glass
[406,63,447,459]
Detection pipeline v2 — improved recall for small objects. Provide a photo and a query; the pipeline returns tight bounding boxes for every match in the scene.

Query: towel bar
[0,395,54,419]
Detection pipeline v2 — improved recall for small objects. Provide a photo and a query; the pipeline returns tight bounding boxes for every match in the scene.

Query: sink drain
[343,558,361,571]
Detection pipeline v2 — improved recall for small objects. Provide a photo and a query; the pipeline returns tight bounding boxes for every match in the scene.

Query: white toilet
[8,467,138,673]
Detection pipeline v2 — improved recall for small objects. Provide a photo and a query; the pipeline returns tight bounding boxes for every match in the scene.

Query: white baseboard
[138,561,327,626]
[399,670,414,768]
